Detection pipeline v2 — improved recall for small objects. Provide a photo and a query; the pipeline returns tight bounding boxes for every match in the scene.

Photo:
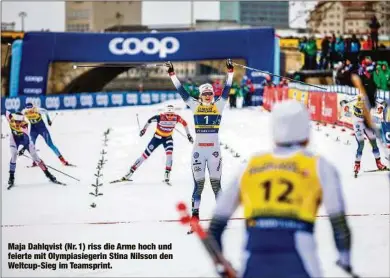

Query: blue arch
[17,28,276,95]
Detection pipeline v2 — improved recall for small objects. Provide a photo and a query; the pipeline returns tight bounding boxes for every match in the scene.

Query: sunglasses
[201,92,213,97]
[165,113,175,117]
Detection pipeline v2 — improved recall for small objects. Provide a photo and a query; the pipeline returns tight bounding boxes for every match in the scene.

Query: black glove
[139,129,146,137]
[187,134,194,143]
[18,147,26,156]
[48,119,52,126]
[165,61,174,74]
[226,59,234,71]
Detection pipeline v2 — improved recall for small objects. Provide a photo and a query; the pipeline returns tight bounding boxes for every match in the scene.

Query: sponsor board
[108,37,180,58]
[1,91,178,114]
[307,92,322,122]
[337,94,356,128]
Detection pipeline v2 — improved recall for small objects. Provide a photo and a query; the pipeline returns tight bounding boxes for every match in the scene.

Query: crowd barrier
[0,91,180,115]
[263,83,390,146]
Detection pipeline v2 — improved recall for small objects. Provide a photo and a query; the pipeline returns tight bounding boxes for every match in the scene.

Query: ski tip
[110,179,132,184]
[53,180,67,186]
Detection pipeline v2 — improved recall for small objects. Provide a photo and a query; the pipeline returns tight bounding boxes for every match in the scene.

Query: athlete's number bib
[25,109,42,124]
[194,104,221,134]
[240,153,322,224]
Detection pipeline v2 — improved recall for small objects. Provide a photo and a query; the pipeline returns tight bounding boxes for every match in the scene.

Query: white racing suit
[169,70,234,216]
[352,98,380,162]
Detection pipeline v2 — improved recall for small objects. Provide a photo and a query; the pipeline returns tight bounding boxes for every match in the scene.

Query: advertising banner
[288,88,309,106]
[321,93,338,124]
[17,28,275,95]
[1,91,179,114]
[288,88,301,102]
[381,122,390,147]
[307,92,322,122]
[337,94,357,129]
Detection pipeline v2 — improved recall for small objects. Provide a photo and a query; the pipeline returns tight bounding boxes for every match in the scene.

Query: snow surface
[2,100,389,277]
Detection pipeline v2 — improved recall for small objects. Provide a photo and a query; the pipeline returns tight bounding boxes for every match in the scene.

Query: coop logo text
[24,76,43,83]
[109,37,180,58]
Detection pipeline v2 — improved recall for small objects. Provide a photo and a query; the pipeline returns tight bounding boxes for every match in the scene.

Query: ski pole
[22,154,80,181]
[232,62,327,91]
[49,112,59,125]
[72,63,165,69]
[136,114,141,131]
[177,202,236,278]
[174,128,193,144]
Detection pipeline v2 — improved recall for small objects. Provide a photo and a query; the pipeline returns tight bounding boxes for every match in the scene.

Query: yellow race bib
[24,108,42,124]
[193,103,221,134]
[240,151,322,226]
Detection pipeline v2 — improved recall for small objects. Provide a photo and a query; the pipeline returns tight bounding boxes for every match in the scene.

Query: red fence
[263,86,352,129]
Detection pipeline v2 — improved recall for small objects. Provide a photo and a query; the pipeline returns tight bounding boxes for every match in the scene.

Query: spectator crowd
[336,56,390,91]
[299,16,387,71]
[182,74,287,109]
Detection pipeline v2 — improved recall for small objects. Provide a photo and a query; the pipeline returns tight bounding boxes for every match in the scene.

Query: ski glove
[187,134,194,143]
[139,129,146,137]
[165,61,174,74]
[226,59,234,71]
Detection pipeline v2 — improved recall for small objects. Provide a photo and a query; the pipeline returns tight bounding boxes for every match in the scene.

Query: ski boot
[122,169,135,181]
[188,209,200,234]
[59,155,70,166]
[7,172,15,190]
[354,161,360,178]
[30,161,38,167]
[44,169,57,183]
[110,168,135,184]
[164,170,171,185]
[376,158,387,170]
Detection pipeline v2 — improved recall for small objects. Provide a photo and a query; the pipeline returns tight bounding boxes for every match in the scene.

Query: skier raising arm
[207,100,354,278]
[166,59,234,233]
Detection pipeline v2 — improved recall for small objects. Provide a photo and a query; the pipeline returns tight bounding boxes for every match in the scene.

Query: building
[65,1,142,32]
[307,1,390,36]
[220,1,289,28]
[1,22,16,31]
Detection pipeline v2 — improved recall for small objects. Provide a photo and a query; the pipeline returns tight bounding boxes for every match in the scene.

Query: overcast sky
[1,1,315,31]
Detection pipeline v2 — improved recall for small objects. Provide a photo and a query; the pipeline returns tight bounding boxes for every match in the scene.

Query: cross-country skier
[165,59,234,233]
[21,103,72,166]
[5,111,62,189]
[116,104,193,184]
[348,59,388,176]
[207,100,355,278]
[352,94,387,176]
